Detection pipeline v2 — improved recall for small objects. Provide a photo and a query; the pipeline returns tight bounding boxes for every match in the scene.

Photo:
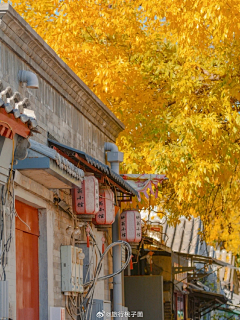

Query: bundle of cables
[0,174,15,281]
[66,226,132,320]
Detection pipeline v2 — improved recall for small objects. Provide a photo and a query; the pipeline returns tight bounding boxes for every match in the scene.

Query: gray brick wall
[0,41,115,163]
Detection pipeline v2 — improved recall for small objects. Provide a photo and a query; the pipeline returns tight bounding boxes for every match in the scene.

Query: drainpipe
[18,70,39,89]
[104,142,123,319]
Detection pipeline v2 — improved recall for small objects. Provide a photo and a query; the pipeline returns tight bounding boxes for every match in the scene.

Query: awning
[14,140,84,189]
[174,252,240,269]
[48,138,138,197]
[188,288,228,301]
[143,234,172,254]
[187,288,228,317]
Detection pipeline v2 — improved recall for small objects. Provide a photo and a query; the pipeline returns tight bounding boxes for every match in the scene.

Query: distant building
[125,215,240,320]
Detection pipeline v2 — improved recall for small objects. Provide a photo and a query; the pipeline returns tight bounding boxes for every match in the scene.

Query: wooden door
[175,293,185,320]
[15,200,39,320]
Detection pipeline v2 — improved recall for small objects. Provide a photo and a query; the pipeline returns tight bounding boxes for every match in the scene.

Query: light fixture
[78,222,84,228]
[73,227,81,236]
[78,252,85,260]
[66,225,73,235]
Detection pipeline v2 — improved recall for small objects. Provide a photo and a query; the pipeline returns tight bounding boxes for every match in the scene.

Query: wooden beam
[74,153,103,174]
[0,108,30,138]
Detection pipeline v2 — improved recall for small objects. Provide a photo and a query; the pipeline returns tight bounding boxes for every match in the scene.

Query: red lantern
[72,176,99,215]
[120,210,142,242]
[93,188,115,225]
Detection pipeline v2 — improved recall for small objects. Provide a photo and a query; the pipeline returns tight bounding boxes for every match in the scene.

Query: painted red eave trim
[52,146,106,183]
[53,146,132,195]
[0,108,30,139]
[74,152,132,194]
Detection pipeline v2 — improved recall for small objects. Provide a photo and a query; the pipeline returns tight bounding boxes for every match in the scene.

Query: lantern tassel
[130,255,133,270]
[101,236,105,254]
[86,225,90,248]
[87,234,90,248]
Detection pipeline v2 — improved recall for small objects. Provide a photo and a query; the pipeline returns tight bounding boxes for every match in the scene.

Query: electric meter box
[61,245,84,293]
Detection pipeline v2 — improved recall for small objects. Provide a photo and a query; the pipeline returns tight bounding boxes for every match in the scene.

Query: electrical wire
[84,240,131,320]
[84,241,132,286]
[65,295,76,320]
[15,209,31,230]
[0,121,16,281]
[0,121,14,194]
[0,174,15,281]
[66,228,132,320]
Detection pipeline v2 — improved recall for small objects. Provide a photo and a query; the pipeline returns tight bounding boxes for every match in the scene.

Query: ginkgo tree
[7,0,240,253]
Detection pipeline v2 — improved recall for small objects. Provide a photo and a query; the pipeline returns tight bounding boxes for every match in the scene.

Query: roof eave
[48,138,138,197]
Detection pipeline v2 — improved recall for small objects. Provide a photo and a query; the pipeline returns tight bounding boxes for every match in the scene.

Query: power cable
[65,226,132,320]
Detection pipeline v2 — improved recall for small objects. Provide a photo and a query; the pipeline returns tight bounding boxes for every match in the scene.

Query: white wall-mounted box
[61,245,84,293]
[50,307,65,320]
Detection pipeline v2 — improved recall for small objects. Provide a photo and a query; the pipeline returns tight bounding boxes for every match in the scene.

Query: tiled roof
[48,138,138,197]
[0,82,39,135]
[148,216,208,256]
[29,139,84,181]
[164,217,207,255]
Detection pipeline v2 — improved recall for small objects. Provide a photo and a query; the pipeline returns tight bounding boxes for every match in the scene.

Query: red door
[175,293,186,320]
[15,200,39,320]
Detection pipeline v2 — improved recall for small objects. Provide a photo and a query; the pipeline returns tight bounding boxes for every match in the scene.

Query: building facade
[0,4,136,320]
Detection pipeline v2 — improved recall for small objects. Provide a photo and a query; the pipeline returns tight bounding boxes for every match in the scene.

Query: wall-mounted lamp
[66,225,73,235]
[73,227,81,236]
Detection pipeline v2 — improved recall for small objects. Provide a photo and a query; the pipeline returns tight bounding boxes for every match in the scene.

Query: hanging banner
[121,174,166,201]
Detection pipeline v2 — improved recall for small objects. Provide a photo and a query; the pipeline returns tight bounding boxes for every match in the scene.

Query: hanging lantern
[93,188,115,225]
[72,175,99,216]
[120,210,142,243]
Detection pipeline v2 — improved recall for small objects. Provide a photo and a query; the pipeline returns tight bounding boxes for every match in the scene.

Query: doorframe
[15,189,50,320]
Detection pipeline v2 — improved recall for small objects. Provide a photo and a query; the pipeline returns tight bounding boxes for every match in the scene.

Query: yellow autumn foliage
[7,0,240,253]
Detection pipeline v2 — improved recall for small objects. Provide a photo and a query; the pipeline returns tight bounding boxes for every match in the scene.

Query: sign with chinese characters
[93,188,115,225]
[120,210,142,242]
[72,176,99,215]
